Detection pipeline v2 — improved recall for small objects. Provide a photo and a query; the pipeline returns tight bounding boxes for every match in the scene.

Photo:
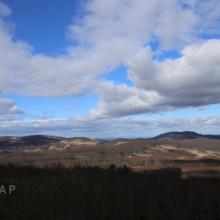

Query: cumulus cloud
[69,0,198,50]
[0,0,220,130]
[89,40,220,119]
[88,81,164,119]
[0,0,200,96]
[0,98,23,121]
[0,24,100,96]
[128,39,220,107]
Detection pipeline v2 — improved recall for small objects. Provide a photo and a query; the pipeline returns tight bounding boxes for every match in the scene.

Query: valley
[0,131,220,178]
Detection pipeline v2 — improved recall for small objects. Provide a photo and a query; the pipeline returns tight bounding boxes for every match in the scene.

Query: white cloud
[89,40,220,119]
[0,0,219,128]
[128,39,220,107]
[153,0,199,49]
[0,98,23,121]
[69,0,199,52]
[0,0,199,96]
[88,81,164,119]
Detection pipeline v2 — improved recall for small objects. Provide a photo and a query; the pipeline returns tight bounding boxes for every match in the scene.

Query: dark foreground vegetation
[0,165,219,220]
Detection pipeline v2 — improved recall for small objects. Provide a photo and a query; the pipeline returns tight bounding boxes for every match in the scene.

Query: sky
[0,0,220,138]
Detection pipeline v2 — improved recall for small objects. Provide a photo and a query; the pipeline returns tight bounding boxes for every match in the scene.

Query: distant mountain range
[0,131,220,150]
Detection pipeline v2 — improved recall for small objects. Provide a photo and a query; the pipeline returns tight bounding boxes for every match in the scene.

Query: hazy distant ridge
[153,131,220,140]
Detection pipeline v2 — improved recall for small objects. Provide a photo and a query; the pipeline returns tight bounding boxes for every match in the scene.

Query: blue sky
[0,0,220,137]
[7,0,82,55]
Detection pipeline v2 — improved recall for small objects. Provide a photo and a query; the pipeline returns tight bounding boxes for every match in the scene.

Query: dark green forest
[0,165,219,220]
